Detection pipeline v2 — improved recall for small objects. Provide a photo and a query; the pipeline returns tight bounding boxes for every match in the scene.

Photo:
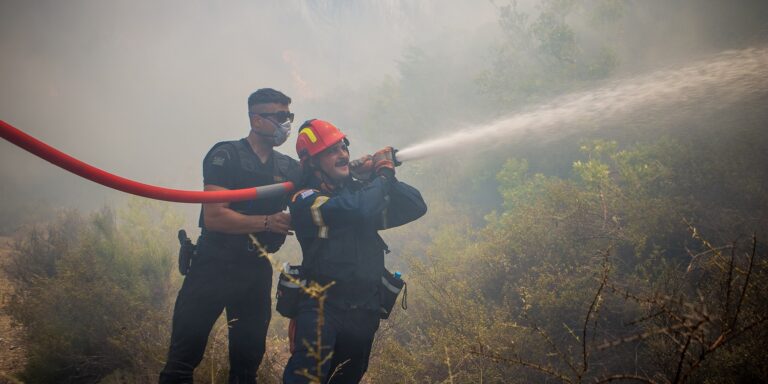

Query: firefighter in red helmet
[283,119,427,383]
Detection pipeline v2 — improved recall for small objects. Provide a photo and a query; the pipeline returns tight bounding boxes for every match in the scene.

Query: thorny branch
[520,313,580,378]
[732,233,757,327]
[582,252,610,374]
[468,347,574,384]
[471,229,765,383]
[593,374,659,384]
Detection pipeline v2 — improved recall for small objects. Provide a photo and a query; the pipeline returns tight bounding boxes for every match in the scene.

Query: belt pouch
[276,263,304,318]
[379,269,405,319]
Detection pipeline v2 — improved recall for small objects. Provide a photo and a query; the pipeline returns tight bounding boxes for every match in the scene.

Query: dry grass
[0,236,26,384]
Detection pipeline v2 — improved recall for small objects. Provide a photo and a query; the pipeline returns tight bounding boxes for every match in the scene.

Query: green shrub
[365,138,768,383]
[5,200,180,383]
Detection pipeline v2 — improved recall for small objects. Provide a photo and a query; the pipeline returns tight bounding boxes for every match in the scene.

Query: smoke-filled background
[1,0,767,226]
[0,0,495,224]
[1,0,767,222]
[2,1,768,383]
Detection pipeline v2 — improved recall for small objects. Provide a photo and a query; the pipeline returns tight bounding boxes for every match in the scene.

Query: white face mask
[252,119,291,146]
[272,120,291,146]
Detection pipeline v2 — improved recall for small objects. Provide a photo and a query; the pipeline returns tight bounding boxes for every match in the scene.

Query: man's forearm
[202,184,269,234]
[203,207,267,234]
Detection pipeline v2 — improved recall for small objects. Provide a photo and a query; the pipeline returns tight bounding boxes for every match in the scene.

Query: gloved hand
[349,154,374,180]
[373,146,396,179]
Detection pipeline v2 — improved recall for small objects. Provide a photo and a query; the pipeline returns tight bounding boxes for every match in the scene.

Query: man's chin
[328,167,349,181]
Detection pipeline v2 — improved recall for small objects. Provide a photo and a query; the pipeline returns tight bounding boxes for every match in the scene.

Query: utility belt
[275,265,407,320]
[176,230,276,275]
[202,232,255,251]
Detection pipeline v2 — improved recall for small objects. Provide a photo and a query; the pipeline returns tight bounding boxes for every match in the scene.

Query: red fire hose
[0,120,295,203]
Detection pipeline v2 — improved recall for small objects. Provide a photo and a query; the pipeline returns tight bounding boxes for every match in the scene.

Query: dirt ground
[0,236,26,383]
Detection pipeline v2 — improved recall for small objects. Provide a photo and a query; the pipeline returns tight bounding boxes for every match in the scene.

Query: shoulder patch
[301,189,317,199]
[212,156,226,166]
[208,146,233,167]
[291,189,319,203]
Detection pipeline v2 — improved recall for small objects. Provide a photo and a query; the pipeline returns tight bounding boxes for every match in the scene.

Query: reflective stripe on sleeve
[311,196,330,239]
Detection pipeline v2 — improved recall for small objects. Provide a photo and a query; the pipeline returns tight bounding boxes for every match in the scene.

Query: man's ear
[247,114,259,129]
[308,157,320,170]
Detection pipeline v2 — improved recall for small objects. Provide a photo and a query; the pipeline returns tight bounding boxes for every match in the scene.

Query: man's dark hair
[248,88,291,109]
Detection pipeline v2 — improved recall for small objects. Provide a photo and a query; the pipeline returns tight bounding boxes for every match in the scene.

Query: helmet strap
[310,160,345,193]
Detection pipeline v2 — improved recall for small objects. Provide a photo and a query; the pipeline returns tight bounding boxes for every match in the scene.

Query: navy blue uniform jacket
[289,175,427,310]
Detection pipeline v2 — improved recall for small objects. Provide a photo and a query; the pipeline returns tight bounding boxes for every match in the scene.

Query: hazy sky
[0,0,496,211]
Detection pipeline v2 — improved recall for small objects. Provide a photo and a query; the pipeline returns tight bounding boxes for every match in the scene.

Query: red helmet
[296,119,347,159]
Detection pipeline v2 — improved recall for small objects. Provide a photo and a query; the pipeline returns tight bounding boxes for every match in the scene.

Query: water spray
[2,48,767,203]
[396,47,768,163]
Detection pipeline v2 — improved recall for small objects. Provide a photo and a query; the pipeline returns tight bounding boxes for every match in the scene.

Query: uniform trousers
[159,238,273,384]
[283,299,380,384]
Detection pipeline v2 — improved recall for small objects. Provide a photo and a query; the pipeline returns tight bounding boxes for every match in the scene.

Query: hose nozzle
[392,148,402,167]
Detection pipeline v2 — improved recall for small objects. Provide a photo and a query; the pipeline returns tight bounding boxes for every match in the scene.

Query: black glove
[373,147,396,179]
[349,154,374,181]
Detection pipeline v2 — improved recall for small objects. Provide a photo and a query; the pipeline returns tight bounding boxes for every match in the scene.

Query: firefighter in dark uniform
[283,119,427,383]
[159,88,300,384]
